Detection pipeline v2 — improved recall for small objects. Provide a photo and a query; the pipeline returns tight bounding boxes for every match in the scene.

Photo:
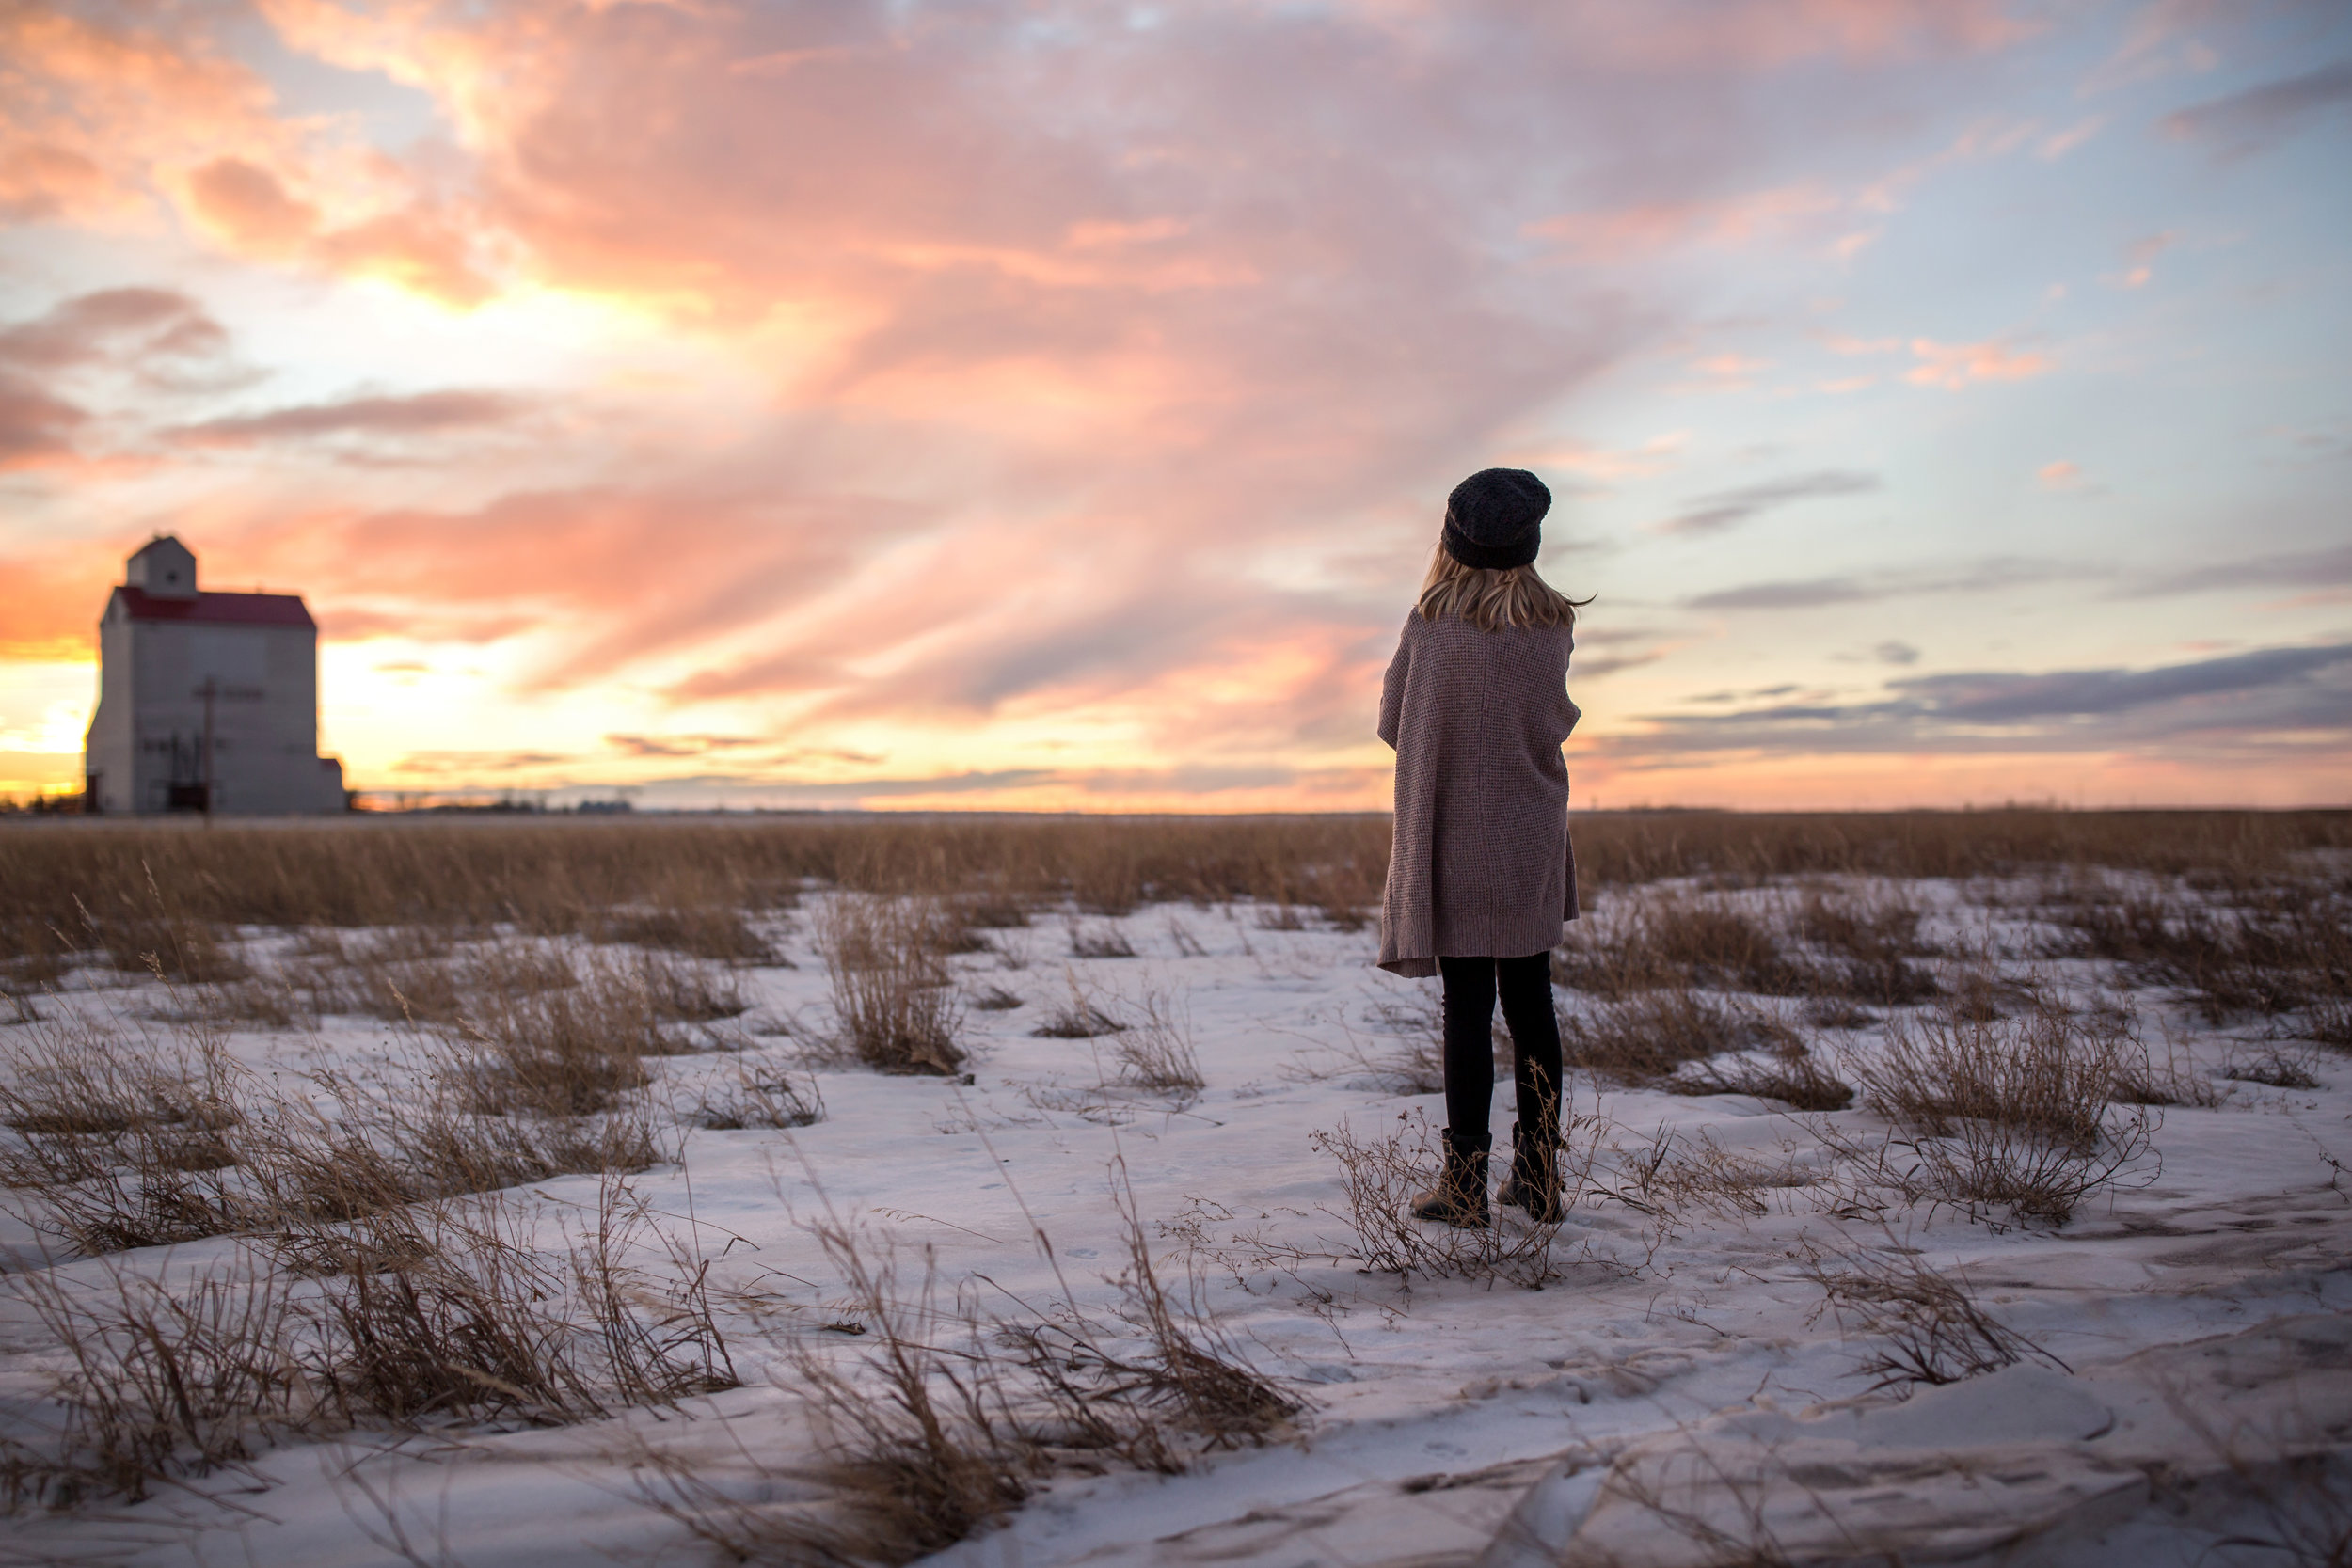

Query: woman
[1377,467,1582,1229]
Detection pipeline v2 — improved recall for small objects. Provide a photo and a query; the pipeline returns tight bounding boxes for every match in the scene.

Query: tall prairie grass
[7,809,2345,970]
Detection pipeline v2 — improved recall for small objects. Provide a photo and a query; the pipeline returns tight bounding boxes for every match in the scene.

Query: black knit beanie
[1441,467,1550,571]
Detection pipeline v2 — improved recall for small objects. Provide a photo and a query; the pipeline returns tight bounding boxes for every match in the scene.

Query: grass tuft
[815,897,965,1076]
[1561,989,1801,1085]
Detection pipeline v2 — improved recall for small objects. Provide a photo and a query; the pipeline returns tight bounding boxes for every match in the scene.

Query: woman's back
[1375,466,1585,1229]
[1377,609,1580,977]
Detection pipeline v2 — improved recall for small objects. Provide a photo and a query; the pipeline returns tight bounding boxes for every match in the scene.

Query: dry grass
[439,987,657,1118]
[0,990,666,1258]
[0,1009,238,1143]
[759,1227,1036,1561]
[1792,886,1944,1005]
[1065,919,1138,959]
[2045,880,2352,1024]
[2108,1028,2225,1108]
[3,1178,733,1510]
[9,810,2345,973]
[289,937,573,1025]
[814,897,965,1076]
[628,951,755,1024]
[597,904,779,963]
[1840,996,2157,1227]
[1031,971,1122,1039]
[685,1062,825,1131]
[953,893,1033,930]
[1801,995,1879,1030]
[239,1064,665,1227]
[967,984,1024,1012]
[1555,896,1810,998]
[1555,886,1944,1009]
[1309,1108,1581,1288]
[2,1255,308,1509]
[413,949,750,1119]
[2222,1041,2325,1091]
[999,1172,1297,1466]
[1671,1045,1855,1111]
[2307,991,2352,1051]
[1103,985,1204,1093]
[1796,1227,2065,1389]
[1857,999,2121,1151]
[1594,1125,1817,1230]
[634,1178,1296,1565]
[0,1011,246,1251]
[1561,989,1802,1085]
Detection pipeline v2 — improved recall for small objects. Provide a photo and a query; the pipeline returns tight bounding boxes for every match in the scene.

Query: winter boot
[1409,1128,1491,1229]
[1495,1120,1565,1224]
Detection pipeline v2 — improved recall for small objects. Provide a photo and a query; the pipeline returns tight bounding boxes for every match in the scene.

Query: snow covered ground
[3,876,2348,1566]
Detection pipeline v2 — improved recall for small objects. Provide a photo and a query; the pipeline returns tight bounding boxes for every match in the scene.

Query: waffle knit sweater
[1376,610,1581,977]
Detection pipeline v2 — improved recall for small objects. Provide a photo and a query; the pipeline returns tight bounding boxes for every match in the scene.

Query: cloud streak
[2124,543,2352,598]
[1653,469,1880,536]
[1613,641,2352,757]
[167,389,525,448]
[1685,557,2088,610]
[2163,59,2352,156]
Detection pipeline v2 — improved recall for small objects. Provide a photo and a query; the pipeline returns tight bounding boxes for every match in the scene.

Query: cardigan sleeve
[1376,622,1411,749]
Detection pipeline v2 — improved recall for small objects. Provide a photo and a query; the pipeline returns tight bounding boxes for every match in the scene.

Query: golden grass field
[7,807,2347,974]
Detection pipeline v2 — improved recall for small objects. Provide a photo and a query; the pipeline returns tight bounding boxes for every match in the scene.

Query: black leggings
[1438,953,1564,1139]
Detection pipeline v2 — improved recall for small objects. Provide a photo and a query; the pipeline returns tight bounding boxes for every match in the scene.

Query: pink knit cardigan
[1376,610,1581,977]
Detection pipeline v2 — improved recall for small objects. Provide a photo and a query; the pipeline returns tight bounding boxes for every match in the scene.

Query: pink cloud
[183,154,494,306]
[237,480,891,686]
[1905,337,2052,388]
[0,5,279,225]
[2106,230,2176,290]
[1530,184,1846,263]
[167,389,525,448]
[0,377,89,471]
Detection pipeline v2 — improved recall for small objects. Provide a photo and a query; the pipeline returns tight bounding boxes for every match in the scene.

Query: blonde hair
[1416,546,1587,631]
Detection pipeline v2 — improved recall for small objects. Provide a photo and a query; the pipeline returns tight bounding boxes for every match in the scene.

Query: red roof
[114,586,315,629]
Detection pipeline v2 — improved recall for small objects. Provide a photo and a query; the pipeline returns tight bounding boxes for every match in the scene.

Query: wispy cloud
[1905,337,2052,388]
[167,390,524,447]
[2163,59,2352,156]
[0,289,228,373]
[1612,641,2352,756]
[1895,642,2352,723]
[1652,469,1880,536]
[603,733,763,758]
[0,379,89,470]
[0,289,239,470]
[2122,543,2352,598]
[390,750,580,776]
[1572,652,1666,680]
[1685,557,2086,610]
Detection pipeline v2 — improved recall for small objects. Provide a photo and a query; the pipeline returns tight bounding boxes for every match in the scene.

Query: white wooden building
[82,536,345,815]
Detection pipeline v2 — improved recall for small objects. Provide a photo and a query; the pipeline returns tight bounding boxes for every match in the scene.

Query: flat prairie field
[1,810,2348,1567]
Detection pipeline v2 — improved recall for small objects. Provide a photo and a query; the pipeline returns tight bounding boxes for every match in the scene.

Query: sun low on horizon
[2,0,2346,814]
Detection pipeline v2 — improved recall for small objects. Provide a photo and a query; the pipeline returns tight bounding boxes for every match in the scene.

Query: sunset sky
[3,0,2347,812]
